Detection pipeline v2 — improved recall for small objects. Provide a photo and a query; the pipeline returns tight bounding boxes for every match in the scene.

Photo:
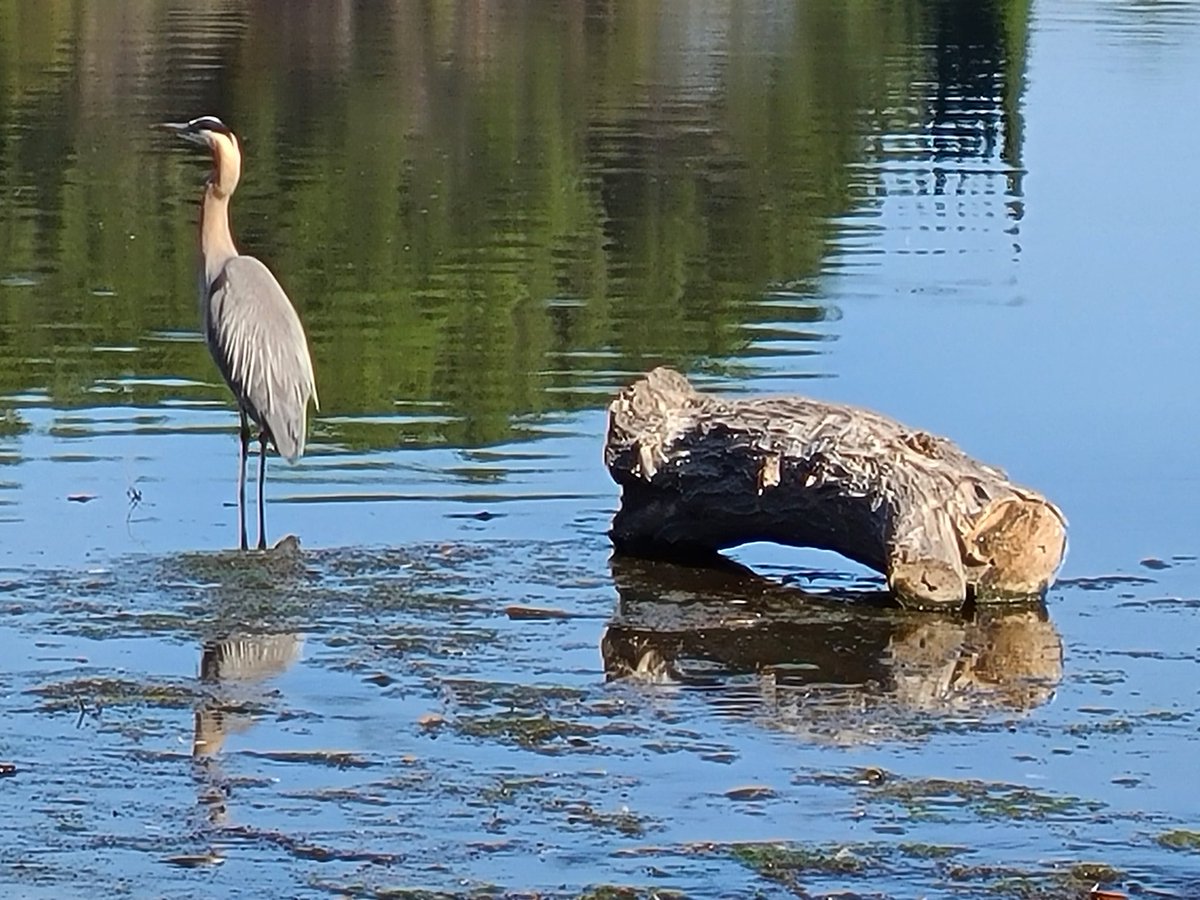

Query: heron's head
[157,116,241,196]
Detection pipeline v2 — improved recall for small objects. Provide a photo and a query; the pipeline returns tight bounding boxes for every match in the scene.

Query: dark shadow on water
[602,554,1062,740]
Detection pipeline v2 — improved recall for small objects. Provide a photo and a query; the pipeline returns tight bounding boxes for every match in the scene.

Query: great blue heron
[158,116,318,550]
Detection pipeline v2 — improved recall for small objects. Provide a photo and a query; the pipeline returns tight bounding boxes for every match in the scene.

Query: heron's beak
[154,121,207,146]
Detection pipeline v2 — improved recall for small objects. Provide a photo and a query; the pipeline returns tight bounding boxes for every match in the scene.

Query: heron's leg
[256,431,268,551]
[237,412,250,551]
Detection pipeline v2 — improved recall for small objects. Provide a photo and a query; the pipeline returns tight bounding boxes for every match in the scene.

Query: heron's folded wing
[206,256,318,460]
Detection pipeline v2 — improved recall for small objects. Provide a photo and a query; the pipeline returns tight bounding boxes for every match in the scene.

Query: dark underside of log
[604,368,1067,609]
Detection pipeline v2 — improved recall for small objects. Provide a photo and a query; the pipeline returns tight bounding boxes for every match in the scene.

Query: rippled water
[1,1,1199,896]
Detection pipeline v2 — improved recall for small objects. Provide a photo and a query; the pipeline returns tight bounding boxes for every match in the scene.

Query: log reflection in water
[193,632,304,757]
[602,555,1061,739]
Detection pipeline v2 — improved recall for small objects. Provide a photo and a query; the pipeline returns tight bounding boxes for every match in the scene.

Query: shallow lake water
[1,1,1199,897]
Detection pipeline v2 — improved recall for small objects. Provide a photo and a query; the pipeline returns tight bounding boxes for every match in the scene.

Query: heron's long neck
[200,182,239,292]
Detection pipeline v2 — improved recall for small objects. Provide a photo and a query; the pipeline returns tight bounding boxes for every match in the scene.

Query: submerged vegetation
[0,409,27,437]
[726,840,1127,898]
[730,841,871,878]
[2,543,1194,895]
[1157,829,1200,851]
[862,773,1104,821]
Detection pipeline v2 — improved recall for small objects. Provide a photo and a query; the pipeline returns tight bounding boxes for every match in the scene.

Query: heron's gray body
[205,255,318,461]
[159,114,318,549]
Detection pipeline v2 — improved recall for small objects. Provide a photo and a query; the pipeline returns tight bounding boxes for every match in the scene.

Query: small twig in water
[126,483,143,521]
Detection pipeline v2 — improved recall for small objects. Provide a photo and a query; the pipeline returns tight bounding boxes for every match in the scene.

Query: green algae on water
[1157,829,1200,851]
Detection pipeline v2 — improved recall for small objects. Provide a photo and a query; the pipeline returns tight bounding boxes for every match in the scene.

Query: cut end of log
[965,497,1068,599]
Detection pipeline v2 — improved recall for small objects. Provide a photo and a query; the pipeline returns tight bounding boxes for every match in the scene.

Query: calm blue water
[1,1,1199,897]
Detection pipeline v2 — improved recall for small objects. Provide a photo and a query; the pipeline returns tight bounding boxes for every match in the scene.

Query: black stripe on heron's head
[189,116,234,136]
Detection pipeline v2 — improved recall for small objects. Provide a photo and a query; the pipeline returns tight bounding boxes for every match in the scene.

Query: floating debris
[162,853,225,868]
[1139,557,1171,571]
[417,712,445,729]
[505,604,573,620]
[724,785,776,802]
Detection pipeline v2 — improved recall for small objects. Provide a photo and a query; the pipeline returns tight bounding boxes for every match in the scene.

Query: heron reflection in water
[193,632,304,758]
[158,116,319,550]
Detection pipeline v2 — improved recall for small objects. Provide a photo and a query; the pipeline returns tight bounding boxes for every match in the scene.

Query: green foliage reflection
[0,0,1028,447]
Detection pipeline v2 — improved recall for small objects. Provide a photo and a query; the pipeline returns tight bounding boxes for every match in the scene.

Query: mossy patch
[29,676,198,712]
[0,409,29,437]
[454,712,598,751]
[946,860,1125,898]
[564,803,650,837]
[865,772,1102,821]
[897,841,965,860]
[729,841,870,880]
[576,886,640,900]
[576,888,685,900]
[1157,828,1200,851]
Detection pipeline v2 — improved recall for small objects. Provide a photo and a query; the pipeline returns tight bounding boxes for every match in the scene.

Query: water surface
[1,1,1199,896]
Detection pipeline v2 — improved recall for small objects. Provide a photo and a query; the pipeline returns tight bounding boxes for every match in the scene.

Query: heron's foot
[271,534,302,556]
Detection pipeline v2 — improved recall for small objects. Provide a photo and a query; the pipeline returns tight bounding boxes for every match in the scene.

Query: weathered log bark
[604,368,1067,608]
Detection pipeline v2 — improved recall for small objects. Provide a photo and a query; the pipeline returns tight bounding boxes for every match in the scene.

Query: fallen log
[604,368,1067,608]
